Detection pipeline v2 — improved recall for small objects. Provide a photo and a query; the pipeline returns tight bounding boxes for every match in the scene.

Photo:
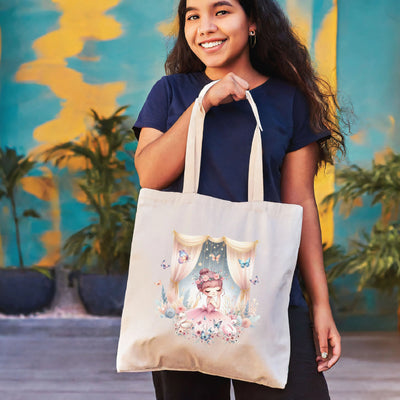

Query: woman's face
[184,0,255,77]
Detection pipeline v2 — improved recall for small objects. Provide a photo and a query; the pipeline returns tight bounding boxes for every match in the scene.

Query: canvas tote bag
[117,81,303,388]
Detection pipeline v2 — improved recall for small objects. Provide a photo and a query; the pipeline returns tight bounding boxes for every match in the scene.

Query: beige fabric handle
[183,80,264,202]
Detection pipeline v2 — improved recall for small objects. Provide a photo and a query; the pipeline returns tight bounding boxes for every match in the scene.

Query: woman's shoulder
[256,76,307,109]
[147,72,208,105]
[159,71,210,90]
[261,76,297,97]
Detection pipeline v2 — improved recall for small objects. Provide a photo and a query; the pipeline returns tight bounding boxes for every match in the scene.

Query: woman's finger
[318,330,329,361]
[231,73,250,90]
[316,353,329,372]
[228,74,248,101]
[231,87,247,101]
[327,334,341,369]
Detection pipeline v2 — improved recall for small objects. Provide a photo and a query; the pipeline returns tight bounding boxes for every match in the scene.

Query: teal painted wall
[333,0,400,330]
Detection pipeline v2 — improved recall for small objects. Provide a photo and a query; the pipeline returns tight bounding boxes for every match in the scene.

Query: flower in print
[165,307,176,319]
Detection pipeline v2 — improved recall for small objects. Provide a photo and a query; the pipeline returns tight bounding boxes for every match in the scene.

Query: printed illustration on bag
[157,231,260,344]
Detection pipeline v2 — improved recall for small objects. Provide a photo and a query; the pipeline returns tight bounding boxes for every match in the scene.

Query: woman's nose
[198,17,217,36]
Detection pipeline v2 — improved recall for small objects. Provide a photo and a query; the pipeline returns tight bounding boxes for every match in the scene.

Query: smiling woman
[165,0,346,162]
[129,0,348,399]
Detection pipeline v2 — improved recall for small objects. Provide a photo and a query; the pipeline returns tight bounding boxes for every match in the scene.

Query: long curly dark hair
[165,0,350,164]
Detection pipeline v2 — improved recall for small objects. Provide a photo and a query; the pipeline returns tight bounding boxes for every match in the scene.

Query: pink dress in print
[185,303,236,336]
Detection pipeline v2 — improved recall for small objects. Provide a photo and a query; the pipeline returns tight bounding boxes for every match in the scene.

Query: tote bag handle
[183,80,264,202]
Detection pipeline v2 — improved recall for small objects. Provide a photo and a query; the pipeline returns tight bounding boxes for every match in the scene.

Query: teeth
[200,40,223,49]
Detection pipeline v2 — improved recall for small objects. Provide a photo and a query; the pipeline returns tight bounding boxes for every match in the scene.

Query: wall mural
[0,0,399,328]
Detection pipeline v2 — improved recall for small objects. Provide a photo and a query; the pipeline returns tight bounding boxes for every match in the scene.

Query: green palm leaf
[323,152,400,329]
[0,147,39,268]
[43,106,138,274]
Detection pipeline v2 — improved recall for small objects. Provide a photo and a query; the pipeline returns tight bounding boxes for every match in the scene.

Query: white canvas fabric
[116,82,303,388]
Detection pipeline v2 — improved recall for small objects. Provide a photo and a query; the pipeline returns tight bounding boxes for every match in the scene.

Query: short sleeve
[133,77,171,140]
[287,89,331,152]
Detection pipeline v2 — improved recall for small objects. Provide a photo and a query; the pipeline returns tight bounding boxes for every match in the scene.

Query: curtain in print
[169,232,209,299]
[225,237,258,307]
[170,232,258,306]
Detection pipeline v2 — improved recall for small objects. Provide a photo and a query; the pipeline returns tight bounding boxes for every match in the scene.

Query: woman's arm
[281,142,341,372]
[135,104,195,189]
[135,73,250,189]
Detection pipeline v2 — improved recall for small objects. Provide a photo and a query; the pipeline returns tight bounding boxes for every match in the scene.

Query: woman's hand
[202,72,249,113]
[312,304,341,372]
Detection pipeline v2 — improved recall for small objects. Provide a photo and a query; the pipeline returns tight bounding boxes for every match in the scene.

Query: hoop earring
[249,30,256,48]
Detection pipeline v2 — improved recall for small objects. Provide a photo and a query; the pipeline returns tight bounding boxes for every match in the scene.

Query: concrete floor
[0,318,399,400]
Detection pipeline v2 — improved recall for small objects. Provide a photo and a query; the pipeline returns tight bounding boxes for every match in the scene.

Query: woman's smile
[199,39,227,50]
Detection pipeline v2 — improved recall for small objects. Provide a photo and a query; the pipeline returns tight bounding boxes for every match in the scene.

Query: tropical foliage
[43,106,138,275]
[325,153,400,221]
[323,152,400,328]
[0,147,41,268]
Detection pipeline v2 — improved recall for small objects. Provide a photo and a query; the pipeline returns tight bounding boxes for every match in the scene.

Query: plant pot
[0,268,55,315]
[77,273,128,316]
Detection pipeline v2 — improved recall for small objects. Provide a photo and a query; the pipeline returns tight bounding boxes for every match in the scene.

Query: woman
[133,0,345,398]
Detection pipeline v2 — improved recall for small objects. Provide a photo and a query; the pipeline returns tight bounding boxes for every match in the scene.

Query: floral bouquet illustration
[157,232,260,344]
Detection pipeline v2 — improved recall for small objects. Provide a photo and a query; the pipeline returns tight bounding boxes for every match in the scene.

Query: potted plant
[0,147,55,315]
[43,106,138,316]
[323,152,400,330]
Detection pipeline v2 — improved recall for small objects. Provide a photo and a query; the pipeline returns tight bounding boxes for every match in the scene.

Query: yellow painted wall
[12,0,125,266]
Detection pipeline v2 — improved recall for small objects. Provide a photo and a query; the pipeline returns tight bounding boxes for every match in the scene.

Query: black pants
[152,306,330,400]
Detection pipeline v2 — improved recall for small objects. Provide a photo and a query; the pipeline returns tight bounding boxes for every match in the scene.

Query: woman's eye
[216,10,228,16]
[187,14,198,21]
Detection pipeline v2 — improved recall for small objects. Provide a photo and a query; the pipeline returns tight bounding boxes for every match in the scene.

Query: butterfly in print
[154,280,162,286]
[200,330,211,342]
[210,253,221,263]
[250,275,259,285]
[178,250,190,264]
[214,320,222,329]
[161,260,170,270]
[238,258,251,268]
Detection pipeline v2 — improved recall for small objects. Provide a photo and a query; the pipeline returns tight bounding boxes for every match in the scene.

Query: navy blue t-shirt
[134,72,330,307]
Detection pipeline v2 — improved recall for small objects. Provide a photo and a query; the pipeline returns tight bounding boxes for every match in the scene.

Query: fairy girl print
[157,234,260,343]
[196,269,223,310]
[177,268,238,343]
